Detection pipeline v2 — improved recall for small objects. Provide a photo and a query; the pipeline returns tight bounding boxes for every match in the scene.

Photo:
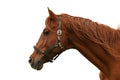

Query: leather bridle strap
[33,16,65,63]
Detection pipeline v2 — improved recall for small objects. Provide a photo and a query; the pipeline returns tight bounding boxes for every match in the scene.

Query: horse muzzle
[29,58,43,70]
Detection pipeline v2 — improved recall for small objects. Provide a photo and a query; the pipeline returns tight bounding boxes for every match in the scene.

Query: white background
[0,0,120,80]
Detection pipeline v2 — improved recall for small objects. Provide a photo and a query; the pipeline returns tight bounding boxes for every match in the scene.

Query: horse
[29,8,120,80]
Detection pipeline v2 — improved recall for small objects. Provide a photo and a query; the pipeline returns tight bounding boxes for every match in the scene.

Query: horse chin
[36,65,43,70]
[32,64,43,70]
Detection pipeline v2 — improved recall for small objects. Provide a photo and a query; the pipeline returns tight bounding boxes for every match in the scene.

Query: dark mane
[62,14,120,49]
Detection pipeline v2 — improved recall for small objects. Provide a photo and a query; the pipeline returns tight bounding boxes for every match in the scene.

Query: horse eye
[43,29,49,35]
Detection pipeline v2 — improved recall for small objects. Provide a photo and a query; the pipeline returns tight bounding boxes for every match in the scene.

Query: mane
[61,14,120,49]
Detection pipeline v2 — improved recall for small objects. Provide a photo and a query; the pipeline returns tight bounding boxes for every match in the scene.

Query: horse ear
[48,8,57,21]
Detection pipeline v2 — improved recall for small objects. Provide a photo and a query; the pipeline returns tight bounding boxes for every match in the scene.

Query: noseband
[33,16,65,63]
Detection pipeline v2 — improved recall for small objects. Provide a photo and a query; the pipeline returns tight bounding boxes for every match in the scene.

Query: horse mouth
[32,64,43,70]
[36,65,43,70]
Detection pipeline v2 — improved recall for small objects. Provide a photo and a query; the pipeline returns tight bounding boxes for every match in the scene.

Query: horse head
[29,8,73,70]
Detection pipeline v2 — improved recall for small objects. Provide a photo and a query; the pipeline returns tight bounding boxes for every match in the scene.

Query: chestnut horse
[29,8,120,80]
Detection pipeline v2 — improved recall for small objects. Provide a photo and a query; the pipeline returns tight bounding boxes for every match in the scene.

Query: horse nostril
[29,58,32,64]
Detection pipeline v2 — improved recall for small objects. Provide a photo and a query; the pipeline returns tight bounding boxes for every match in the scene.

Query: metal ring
[57,29,62,36]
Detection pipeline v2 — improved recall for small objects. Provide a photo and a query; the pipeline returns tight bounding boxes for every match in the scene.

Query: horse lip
[30,60,44,70]
[36,64,43,70]
[32,64,43,70]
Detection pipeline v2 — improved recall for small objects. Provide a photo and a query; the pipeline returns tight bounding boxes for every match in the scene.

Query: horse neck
[69,32,110,75]
[65,17,120,76]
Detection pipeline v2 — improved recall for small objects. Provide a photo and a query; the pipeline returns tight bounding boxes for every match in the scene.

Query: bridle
[33,16,65,63]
